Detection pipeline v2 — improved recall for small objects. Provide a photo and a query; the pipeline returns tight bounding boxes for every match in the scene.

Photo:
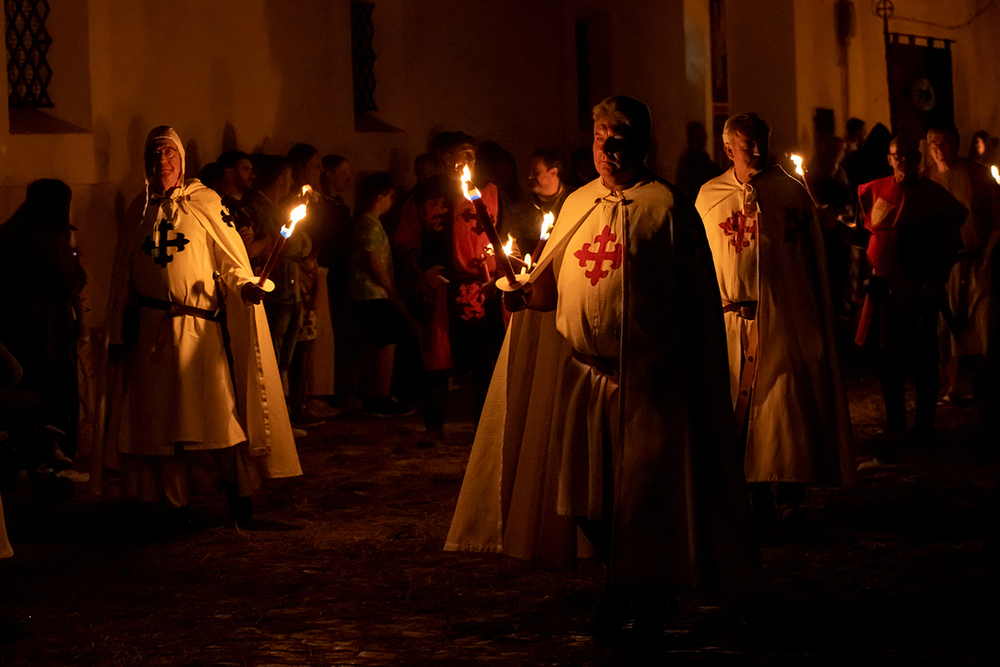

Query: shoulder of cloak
[181,180,253,272]
[753,165,813,211]
[694,168,739,217]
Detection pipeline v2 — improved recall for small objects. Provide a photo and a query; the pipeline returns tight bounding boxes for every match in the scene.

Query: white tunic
[120,195,246,455]
[555,192,626,360]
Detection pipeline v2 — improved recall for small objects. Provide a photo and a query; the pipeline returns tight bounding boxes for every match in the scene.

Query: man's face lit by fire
[725,130,768,183]
[528,157,560,197]
[441,143,476,182]
[593,116,644,189]
[926,130,958,170]
[147,139,182,194]
[233,158,254,193]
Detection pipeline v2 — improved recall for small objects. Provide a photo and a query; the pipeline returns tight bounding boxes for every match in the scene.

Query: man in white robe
[447,97,759,634]
[924,125,1000,402]
[103,127,301,523]
[696,113,854,528]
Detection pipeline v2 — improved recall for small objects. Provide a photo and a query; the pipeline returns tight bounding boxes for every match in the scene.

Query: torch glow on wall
[992,165,999,185]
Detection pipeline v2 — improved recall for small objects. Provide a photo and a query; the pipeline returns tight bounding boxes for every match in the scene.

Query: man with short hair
[243,155,311,414]
[395,131,504,444]
[447,97,759,635]
[217,150,254,202]
[851,134,966,447]
[526,149,569,252]
[924,125,1000,402]
[105,127,300,522]
[696,112,855,528]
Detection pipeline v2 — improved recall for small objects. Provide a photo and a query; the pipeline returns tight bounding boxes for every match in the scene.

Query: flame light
[502,234,514,256]
[460,165,481,201]
[790,154,805,177]
[540,212,555,240]
[520,253,532,275]
[992,165,1000,185]
[281,204,308,239]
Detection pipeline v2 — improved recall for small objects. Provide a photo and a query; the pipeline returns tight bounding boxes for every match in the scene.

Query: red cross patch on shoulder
[573,225,623,286]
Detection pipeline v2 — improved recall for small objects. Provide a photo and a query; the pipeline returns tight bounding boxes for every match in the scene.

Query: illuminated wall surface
[0,0,998,331]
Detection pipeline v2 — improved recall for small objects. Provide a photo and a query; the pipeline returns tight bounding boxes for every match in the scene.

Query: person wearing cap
[103,126,301,524]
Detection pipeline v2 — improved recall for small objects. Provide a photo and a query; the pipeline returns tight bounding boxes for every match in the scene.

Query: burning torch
[460,166,519,289]
[790,153,820,208]
[257,186,312,288]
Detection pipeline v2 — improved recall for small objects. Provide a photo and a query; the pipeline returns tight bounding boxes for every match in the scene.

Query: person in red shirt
[394,131,504,445]
[851,134,966,451]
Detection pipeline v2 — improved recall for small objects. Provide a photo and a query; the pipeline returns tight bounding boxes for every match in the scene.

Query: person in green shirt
[347,173,417,416]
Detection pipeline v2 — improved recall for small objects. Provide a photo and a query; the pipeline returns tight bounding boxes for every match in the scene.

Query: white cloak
[696,166,853,485]
[447,175,760,589]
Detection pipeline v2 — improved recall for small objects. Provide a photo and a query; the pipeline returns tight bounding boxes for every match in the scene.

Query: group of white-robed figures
[64,102,850,625]
[446,99,854,612]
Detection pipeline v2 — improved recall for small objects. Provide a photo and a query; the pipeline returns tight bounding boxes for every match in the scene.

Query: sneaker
[305,398,342,419]
[363,397,416,417]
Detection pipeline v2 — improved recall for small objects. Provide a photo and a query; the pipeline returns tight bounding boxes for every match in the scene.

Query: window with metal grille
[5,0,53,109]
[351,1,376,115]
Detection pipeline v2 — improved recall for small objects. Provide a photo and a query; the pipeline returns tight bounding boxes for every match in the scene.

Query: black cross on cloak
[141,218,189,267]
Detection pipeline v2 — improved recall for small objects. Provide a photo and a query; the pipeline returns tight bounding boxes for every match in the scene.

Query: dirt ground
[2,346,999,666]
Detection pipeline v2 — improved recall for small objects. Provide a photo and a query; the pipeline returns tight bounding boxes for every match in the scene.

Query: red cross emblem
[422,198,448,232]
[457,282,486,320]
[719,207,757,253]
[573,225,623,286]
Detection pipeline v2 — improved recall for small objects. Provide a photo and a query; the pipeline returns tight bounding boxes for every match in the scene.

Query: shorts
[352,298,409,347]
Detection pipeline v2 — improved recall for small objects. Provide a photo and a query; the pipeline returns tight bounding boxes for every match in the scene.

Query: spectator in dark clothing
[0,179,85,464]
[476,140,535,258]
[968,130,998,165]
[675,121,723,201]
[319,154,361,407]
[243,155,310,411]
[526,149,571,256]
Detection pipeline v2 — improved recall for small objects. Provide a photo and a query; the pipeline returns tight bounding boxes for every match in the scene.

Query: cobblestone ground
[1,352,999,665]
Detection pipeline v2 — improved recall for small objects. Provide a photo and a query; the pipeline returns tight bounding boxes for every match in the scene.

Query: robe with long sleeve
[446,174,760,589]
[696,166,854,486]
[100,179,301,499]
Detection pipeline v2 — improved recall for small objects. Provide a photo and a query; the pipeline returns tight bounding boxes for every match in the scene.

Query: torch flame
[790,154,804,177]
[281,204,308,238]
[460,165,481,201]
[521,253,532,275]
[540,212,555,240]
[502,234,514,256]
[992,165,1000,185]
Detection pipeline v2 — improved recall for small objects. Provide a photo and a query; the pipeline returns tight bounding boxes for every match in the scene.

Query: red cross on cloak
[572,225,623,286]
[718,206,757,253]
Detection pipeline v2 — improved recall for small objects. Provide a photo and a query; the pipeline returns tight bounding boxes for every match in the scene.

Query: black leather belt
[722,300,758,321]
[138,295,222,322]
